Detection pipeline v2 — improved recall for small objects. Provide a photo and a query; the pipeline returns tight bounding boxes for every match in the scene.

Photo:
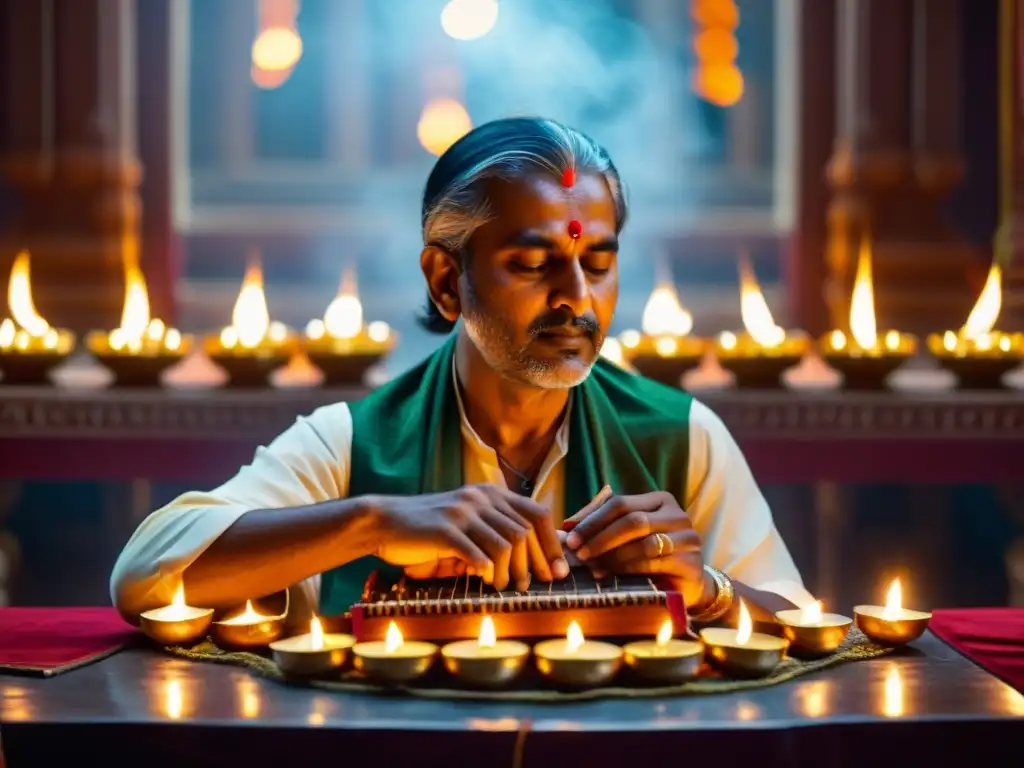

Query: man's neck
[454,330,569,457]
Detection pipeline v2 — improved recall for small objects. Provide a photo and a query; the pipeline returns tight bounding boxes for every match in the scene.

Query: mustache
[528,312,600,338]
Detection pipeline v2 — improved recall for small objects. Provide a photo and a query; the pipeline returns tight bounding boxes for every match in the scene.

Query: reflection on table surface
[1,633,1022,730]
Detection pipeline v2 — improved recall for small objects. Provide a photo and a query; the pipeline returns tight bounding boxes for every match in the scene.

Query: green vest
[318,334,693,616]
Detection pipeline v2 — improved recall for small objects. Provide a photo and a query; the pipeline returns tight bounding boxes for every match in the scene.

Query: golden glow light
[478,616,497,649]
[849,238,878,349]
[7,250,49,336]
[691,0,744,106]
[565,621,585,654]
[417,98,472,156]
[738,255,785,347]
[225,262,272,349]
[440,0,499,41]
[883,578,903,621]
[735,600,752,645]
[641,282,694,337]
[655,620,673,647]
[800,600,823,625]
[252,27,303,71]
[310,616,325,651]
[385,621,404,654]
[961,264,1002,340]
[251,0,302,89]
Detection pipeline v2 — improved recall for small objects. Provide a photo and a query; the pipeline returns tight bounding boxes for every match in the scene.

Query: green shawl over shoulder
[319,334,694,616]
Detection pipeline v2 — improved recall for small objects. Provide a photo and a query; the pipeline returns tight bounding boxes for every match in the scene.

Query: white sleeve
[685,399,814,608]
[109,402,353,621]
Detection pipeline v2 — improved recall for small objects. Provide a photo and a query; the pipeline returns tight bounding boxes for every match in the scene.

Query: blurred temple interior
[0,0,1023,617]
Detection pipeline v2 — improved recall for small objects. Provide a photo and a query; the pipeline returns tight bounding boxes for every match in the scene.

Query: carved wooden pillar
[0,0,141,332]
[825,0,978,335]
[1001,0,1024,328]
[220,1,255,173]
[136,0,177,322]
[325,0,369,174]
[786,0,835,335]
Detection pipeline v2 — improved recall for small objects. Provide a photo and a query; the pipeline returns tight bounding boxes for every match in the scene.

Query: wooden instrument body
[350,568,688,642]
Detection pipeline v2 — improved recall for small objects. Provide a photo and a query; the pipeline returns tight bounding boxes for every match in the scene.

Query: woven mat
[164,629,892,702]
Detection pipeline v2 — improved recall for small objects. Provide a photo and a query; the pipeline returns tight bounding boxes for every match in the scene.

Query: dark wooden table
[0,633,1021,767]
[2,385,1023,484]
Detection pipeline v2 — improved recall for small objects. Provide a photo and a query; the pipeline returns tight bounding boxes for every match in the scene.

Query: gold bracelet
[687,565,734,624]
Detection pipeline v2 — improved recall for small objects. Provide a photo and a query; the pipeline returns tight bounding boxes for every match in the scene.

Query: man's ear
[420,245,462,323]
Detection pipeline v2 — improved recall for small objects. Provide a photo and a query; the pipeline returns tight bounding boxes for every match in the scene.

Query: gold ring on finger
[658,533,673,556]
[650,533,665,557]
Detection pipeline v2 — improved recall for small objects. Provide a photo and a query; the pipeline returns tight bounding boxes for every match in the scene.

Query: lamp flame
[656,620,673,647]
[849,238,877,349]
[738,255,785,347]
[736,600,752,645]
[883,578,902,621]
[385,621,404,654]
[230,262,271,349]
[641,282,694,337]
[119,262,152,343]
[565,621,585,654]
[801,600,823,625]
[159,583,189,622]
[219,600,266,626]
[478,615,497,649]
[961,264,1002,340]
[7,250,50,336]
[310,616,324,651]
[323,265,363,339]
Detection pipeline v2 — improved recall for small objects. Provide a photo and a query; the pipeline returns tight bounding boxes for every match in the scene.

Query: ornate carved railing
[2,386,1022,484]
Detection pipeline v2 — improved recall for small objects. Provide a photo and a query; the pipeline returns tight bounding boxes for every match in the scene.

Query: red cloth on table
[0,607,136,677]
[931,607,1024,692]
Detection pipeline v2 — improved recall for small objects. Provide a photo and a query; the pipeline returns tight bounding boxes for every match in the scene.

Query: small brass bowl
[206,352,291,388]
[211,616,286,650]
[138,607,214,646]
[0,352,72,385]
[92,353,186,387]
[441,640,531,687]
[717,355,805,389]
[820,354,910,390]
[306,351,386,387]
[85,331,193,387]
[619,334,707,387]
[628,353,704,387]
[270,634,356,677]
[926,332,1024,389]
[623,640,704,683]
[775,610,852,658]
[854,606,932,646]
[352,641,438,684]
[533,640,623,687]
[700,628,788,678]
[930,356,1023,390]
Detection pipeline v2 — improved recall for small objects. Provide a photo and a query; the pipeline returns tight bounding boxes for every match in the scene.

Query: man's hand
[563,491,709,607]
[373,484,569,591]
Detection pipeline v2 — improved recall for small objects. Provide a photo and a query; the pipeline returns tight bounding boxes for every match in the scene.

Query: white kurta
[110,385,812,621]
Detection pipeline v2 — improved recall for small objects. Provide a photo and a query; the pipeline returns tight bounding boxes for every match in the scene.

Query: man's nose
[548,261,591,317]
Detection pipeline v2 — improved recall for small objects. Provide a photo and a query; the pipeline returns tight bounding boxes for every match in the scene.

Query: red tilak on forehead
[567,220,583,239]
[560,167,576,188]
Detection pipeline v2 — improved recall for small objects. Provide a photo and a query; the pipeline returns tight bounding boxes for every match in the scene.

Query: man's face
[460,171,619,389]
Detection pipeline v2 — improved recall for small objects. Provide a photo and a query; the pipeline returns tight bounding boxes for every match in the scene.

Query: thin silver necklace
[496,453,536,496]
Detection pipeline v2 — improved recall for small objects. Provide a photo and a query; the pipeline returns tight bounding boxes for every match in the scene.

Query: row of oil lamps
[0,251,395,388]
[138,578,928,688]
[2,242,1021,390]
[609,246,1023,390]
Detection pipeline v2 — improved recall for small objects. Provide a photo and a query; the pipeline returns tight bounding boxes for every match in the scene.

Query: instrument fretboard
[359,568,667,616]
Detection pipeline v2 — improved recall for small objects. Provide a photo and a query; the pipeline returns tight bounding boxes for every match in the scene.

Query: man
[111,117,810,627]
